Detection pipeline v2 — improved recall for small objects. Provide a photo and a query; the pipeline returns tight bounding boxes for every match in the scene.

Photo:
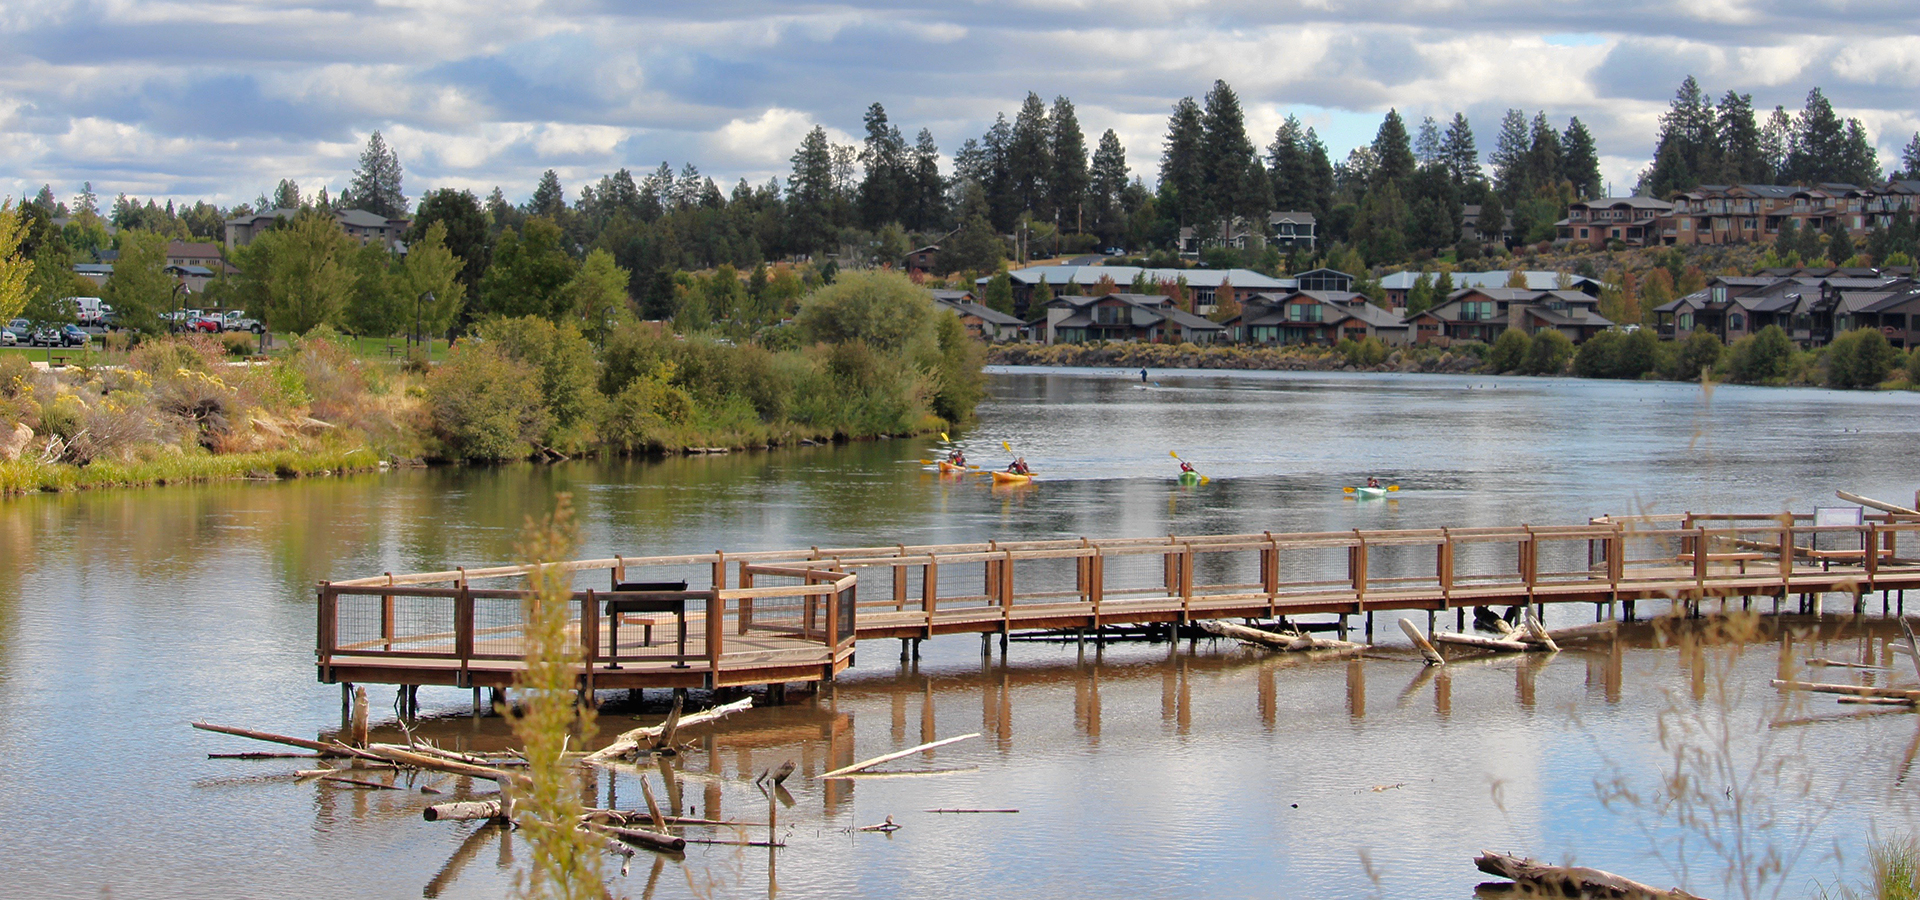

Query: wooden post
[1090,548,1104,627]
[738,563,754,635]
[381,574,395,652]
[923,554,938,623]
[1179,544,1193,621]
[707,589,724,682]
[456,580,474,676]
[893,560,907,611]
[316,582,335,669]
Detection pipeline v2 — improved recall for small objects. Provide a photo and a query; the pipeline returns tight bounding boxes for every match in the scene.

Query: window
[1287,304,1321,323]
[1579,228,1589,239]
[1679,313,1694,330]
[1729,313,1745,330]
[1096,305,1119,325]
[1712,286,1726,304]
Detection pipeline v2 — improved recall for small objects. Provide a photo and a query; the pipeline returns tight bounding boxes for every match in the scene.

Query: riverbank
[988,340,1485,374]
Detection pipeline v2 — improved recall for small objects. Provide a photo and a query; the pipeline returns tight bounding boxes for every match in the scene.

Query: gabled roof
[1861,287,1920,313]
[938,298,1024,326]
[1380,270,1597,292]
[1572,196,1674,211]
[1268,210,1317,226]
[985,265,1292,291]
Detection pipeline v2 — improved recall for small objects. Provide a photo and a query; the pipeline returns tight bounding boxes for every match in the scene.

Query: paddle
[1170,450,1209,485]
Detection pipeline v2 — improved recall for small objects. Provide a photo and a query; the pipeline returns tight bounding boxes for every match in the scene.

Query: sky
[3,1,1920,215]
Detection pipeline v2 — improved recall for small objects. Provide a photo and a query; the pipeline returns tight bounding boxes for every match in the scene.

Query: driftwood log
[583,697,754,764]
[1475,851,1706,899]
[820,733,980,779]
[1398,618,1446,666]
[1197,620,1362,652]
[1433,632,1536,653]
[424,800,506,822]
[1772,679,1920,701]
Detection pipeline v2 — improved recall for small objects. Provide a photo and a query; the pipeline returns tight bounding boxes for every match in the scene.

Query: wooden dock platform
[316,511,1920,693]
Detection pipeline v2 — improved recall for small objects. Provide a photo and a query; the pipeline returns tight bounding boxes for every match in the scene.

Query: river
[4,366,1918,898]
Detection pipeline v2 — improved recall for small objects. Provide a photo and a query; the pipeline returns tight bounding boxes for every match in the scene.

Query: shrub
[477,316,602,449]
[1672,330,1724,381]
[1489,328,1531,373]
[129,335,227,376]
[601,369,695,452]
[1573,330,1621,378]
[424,342,549,460]
[1727,324,1794,383]
[1337,335,1389,367]
[1522,329,1574,374]
[1824,327,1902,389]
[0,354,36,399]
[218,331,256,357]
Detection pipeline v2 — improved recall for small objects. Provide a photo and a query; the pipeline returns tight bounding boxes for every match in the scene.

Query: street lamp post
[172,281,188,333]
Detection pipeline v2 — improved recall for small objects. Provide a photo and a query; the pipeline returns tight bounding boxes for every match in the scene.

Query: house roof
[166,241,222,258]
[985,265,1293,291]
[938,298,1024,326]
[1572,197,1674,211]
[163,264,215,277]
[1379,270,1597,292]
[73,263,113,275]
[1268,211,1317,226]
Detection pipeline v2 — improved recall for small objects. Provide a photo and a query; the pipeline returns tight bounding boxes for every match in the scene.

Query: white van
[66,297,104,324]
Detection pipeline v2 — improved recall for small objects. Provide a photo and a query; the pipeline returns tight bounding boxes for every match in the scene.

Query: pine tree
[1089,129,1130,248]
[529,170,566,219]
[349,131,407,218]
[1760,106,1793,182]
[1159,96,1207,228]
[1199,80,1267,235]
[787,126,837,257]
[1267,116,1310,211]
[1415,117,1443,165]
[32,185,57,213]
[857,102,908,229]
[1304,129,1335,218]
[1561,118,1603,199]
[1490,110,1531,202]
[1714,91,1769,184]
[1370,109,1417,190]
[1442,114,1480,189]
[272,178,302,210]
[1900,133,1920,181]
[1525,112,1563,194]
[1008,92,1053,223]
[1644,76,1717,197]
[909,128,945,232]
[1049,97,1090,234]
[1786,88,1846,184]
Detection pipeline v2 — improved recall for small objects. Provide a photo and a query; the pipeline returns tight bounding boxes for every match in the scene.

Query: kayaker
[947,448,966,466]
[1179,460,1195,474]
[1139,367,1149,383]
[1006,457,1030,475]
[1366,477,1380,488]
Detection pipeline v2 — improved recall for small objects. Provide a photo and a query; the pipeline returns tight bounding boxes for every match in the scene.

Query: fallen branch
[1398,618,1446,666]
[366,744,525,786]
[586,822,686,854]
[924,808,1019,814]
[209,751,323,760]
[1432,632,1535,653]
[820,733,980,779]
[1808,658,1890,670]
[192,722,380,761]
[1519,613,1559,652]
[1838,696,1917,706]
[858,816,901,833]
[1474,851,1706,899]
[584,697,754,764]
[1771,679,1920,701]
[424,800,506,823]
[1196,620,1361,652]
[318,774,402,791]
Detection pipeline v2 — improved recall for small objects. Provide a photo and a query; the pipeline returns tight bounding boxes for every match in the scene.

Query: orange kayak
[990,471,1035,485]
[938,461,968,475]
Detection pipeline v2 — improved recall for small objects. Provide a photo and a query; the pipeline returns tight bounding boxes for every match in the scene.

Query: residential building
[224,207,412,252]
[976,265,1295,317]
[904,244,942,276]
[1268,211,1317,250]
[1655,182,1920,247]
[930,290,1026,342]
[1042,293,1226,345]
[1379,270,1601,310]
[165,241,234,275]
[1413,287,1613,344]
[1556,197,1673,248]
[1227,290,1408,346]
[1653,271,1913,347]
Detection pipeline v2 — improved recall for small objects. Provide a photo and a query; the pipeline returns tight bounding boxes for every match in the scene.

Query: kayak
[1355,486,1388,498]
[1177,471,1200,485]
[937,461,968,475]
[991,471,1035,485]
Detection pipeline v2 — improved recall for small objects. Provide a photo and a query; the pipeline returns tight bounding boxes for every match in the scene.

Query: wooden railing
[318,513,1920,683]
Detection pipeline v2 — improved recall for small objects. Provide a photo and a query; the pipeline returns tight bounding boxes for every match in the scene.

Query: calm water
[5,367,1919,899]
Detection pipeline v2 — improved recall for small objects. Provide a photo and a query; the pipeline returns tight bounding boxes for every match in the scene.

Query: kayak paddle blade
[1343,486,1356,493]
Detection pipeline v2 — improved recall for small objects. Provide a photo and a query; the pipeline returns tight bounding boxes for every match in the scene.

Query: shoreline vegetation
[0,271,985,496]
[990,321,1920,390]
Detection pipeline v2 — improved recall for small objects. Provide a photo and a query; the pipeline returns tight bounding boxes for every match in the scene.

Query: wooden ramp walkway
[316,511,1920,693]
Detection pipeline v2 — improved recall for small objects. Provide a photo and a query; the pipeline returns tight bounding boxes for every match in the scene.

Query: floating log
[366,744,524,785]
[1196,620,1360,652]
[1544,620,1619,643]
[209,751,322,760]
[1771,679,1920,701]
[924,808,1019,814]
[1520,613,1559,652]
[640,777,668,833]
[1432,632,1536,653]
[1837,490,1920,517]
[1474,851,1706,899]
[820,733,980,779]
[650,694,684,755]
[682,837,785,847]
[584,697,754,764]
[1808,658,1890,670]
[318,774,401,791]
[1838,696,1917,706]
[594,824,686,853]
[424,800,506,823]
[1398,618,1446,666]
[192,721,383,762]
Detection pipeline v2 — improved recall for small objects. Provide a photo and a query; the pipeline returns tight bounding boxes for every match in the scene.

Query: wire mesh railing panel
[333,593,457,656]
[469,593,531,660]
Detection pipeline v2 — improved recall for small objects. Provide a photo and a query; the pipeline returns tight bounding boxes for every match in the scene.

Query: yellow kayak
[991,471,1035,485]
[938,461,967,475]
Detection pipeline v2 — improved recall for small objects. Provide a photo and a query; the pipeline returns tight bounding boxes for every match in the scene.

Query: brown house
[1226,290,1407,346]
[1418,287,1613,344]
[1556,197,1673,248]
[1043,293,1226,345]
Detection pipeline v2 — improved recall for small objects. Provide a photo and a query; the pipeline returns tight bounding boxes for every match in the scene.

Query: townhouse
[1042,293,1226,345]
[1225,290,1408,346]
[1656,268,1920,348]
[1411,287,1613,345]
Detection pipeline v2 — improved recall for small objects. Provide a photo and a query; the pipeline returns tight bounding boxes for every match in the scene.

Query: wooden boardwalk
[316,511,1920,693]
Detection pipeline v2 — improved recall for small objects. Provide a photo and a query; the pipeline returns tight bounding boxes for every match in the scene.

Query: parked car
[32,325,89,348]
[221,311,264,334]
[187,315,224,333]
[0,327,16,346]
[9,318,27,334]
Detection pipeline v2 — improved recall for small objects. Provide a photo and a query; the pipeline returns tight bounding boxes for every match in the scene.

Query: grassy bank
[989,340,1486,374]
[0,446,384,493]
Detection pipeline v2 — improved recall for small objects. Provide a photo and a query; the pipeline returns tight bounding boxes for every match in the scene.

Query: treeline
[1640,78,1903,199]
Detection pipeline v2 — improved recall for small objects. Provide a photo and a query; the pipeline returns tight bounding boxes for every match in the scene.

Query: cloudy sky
[4,1,1919,213]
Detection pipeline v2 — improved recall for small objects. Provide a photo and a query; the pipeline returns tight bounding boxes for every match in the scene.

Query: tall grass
[0,446,379,494]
